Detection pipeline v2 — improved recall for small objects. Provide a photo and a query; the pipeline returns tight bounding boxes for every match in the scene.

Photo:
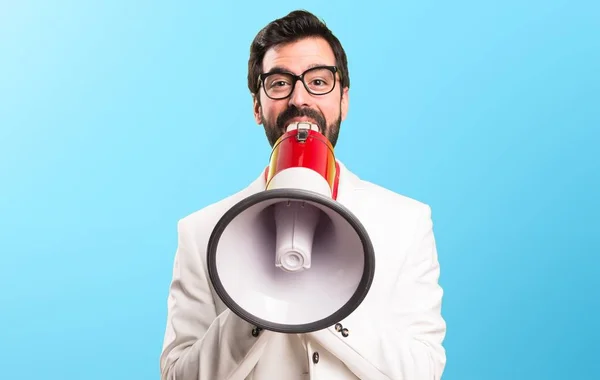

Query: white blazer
[160,161,446,380]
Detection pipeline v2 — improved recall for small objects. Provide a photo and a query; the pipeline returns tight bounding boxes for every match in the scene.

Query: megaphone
[207,122,375,334]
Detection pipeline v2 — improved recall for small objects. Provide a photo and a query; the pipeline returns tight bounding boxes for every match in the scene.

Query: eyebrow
[264,63,330,74]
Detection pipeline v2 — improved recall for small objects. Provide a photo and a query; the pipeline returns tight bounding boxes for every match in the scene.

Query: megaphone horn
[207,122,375,334]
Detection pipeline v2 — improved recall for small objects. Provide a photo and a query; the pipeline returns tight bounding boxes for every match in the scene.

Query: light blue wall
[1,1,598,379]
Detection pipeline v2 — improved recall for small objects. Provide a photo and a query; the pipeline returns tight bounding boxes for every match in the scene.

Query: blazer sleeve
[308,204,447,380]
[159,218,266,380]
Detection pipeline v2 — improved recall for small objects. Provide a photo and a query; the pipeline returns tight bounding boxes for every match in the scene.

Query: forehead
[262,37,336,74]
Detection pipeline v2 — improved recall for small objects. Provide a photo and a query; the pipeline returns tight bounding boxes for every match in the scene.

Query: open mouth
[285,121,320,133]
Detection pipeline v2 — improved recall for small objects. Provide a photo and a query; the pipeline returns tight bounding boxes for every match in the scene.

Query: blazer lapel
[334,160,363,210]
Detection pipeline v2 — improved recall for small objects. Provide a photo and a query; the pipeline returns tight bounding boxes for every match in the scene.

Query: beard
[262,105,341,148]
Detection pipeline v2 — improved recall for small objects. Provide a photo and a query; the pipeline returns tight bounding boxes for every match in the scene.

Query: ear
[340,86,349,121]
[252,94,262,124]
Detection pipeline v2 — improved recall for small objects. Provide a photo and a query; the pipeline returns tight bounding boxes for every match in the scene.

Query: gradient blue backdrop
[1,1,598,379]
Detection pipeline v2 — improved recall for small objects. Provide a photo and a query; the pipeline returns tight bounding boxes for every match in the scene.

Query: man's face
[253,37,349,148]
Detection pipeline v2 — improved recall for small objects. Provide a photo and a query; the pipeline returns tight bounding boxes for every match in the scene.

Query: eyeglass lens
[264,67,335,98]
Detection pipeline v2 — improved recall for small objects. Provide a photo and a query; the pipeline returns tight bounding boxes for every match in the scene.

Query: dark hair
[247,10,350,97]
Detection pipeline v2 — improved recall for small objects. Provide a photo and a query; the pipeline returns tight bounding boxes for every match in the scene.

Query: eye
[271,80,289,87]
[265,74,293,89]
[309,78,329,87]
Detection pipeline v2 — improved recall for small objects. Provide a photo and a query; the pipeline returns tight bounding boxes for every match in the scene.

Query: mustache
[276,106,327,131]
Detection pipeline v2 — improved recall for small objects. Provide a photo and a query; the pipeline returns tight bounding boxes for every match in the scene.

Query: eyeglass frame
[257,65,340,100]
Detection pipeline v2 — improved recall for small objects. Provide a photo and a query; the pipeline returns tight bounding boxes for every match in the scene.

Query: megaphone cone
[207,122,375,334]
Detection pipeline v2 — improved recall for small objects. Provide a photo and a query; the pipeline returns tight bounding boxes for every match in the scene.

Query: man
[160,10,446,380]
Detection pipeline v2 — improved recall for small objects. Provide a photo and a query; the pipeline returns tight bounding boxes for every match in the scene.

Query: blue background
[1,1,598,379]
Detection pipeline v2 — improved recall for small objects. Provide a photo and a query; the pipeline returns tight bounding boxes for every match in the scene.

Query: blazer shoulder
[176,176,264,245]
[357,179,432,219]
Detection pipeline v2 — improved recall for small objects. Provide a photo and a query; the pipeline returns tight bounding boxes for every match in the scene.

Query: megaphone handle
[263,161,341,200]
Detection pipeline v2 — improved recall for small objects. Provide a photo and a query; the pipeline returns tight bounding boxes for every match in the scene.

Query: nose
[288,79,312,108]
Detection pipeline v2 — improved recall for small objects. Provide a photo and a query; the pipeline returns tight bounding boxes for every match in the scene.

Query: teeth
[286,122,320,133]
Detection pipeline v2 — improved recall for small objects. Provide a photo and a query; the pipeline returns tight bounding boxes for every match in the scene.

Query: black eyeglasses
[258,65,339,100]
